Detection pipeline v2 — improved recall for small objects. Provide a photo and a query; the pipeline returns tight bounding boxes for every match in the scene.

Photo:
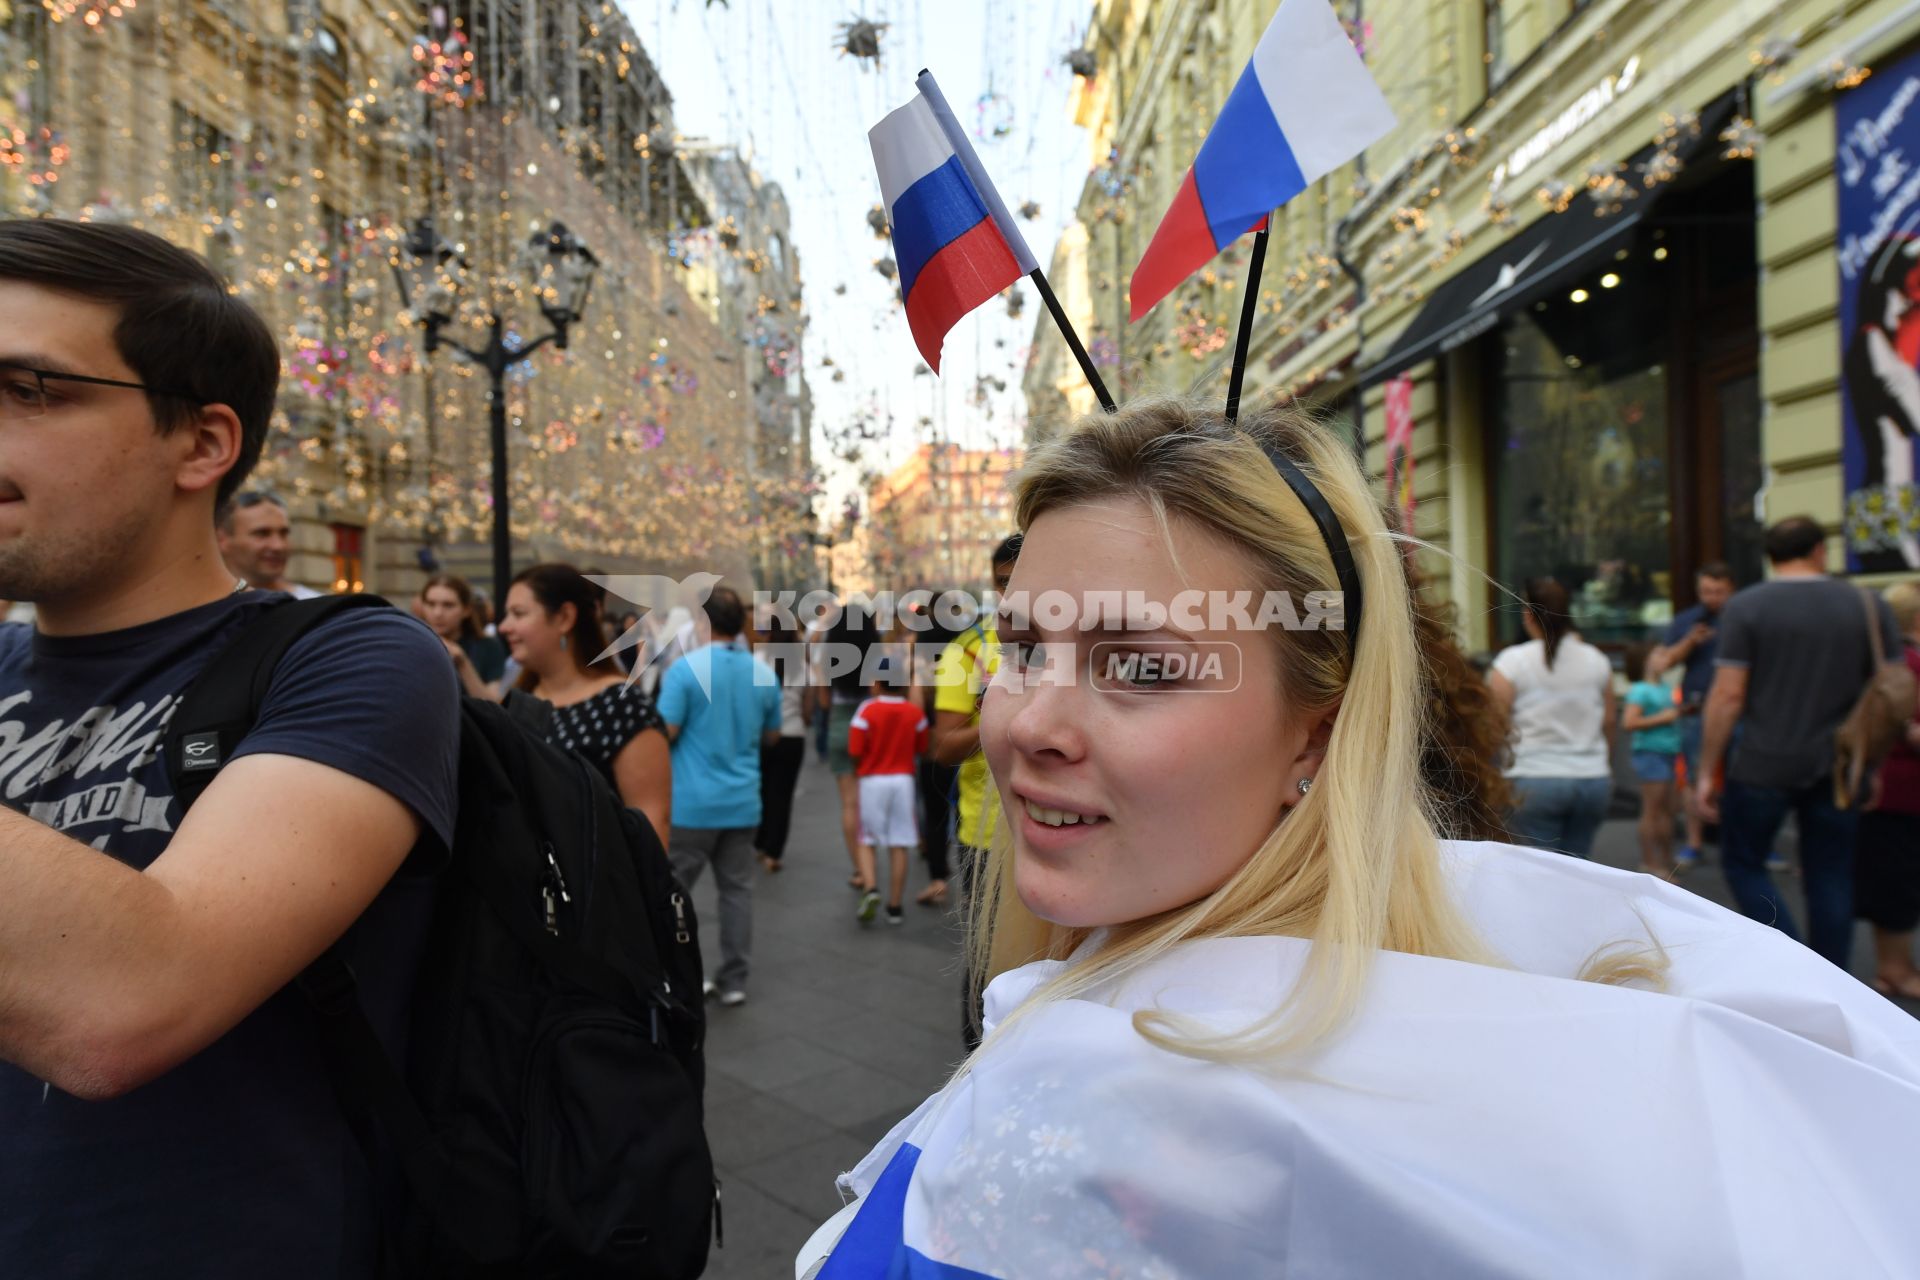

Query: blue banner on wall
[1838,49,1920,571]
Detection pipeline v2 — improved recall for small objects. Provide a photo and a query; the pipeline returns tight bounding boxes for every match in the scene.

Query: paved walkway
[685,755,1920,1277]
[686,754,967,1278]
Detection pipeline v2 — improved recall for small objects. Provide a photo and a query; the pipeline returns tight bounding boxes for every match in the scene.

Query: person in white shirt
[215,491,322,598]
[1487,577,1616,858]
[798,400,1920,1279]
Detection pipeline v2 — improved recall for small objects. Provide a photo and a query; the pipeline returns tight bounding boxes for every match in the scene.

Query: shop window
[1486,160,1762,636]
[331,523,365,593]
[285,3,348,81]
[7,3,51,129]
[173,106,236,270]
[314,24,348,81]
[1483,0,1508,93]
[318,201,352,388]
[1716,369,1765,584]
[1489,299,1671,648]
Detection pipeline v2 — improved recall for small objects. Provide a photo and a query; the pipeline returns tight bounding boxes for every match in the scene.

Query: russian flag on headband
[870,75,1036,373]
[1130,0,1396,321]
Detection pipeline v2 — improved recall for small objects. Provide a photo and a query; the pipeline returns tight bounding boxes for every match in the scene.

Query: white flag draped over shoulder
[803,842,1920,1278]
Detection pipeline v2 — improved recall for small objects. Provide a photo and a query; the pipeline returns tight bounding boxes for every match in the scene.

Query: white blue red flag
[799,841,1920,1278]
[869,72,1036,372]
[1130,0,1395,320]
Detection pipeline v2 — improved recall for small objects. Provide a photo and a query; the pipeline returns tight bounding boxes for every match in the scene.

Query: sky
[623,0,1093,518]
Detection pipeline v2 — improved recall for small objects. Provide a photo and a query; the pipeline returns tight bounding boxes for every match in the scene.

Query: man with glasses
[217,490,322,597]
[0,219,459,1277]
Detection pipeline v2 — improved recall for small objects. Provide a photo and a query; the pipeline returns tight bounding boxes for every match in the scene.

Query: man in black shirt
[0,219,459,1276]
[1697,516,1903,970]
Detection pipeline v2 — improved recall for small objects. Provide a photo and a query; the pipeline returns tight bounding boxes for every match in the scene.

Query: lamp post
[391,216,599,604]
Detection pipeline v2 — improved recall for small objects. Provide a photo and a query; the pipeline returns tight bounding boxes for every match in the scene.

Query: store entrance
[1690,356,1764,586]
[1487,160,1760,647]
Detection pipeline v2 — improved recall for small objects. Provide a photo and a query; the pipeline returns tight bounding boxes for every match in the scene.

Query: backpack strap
[164,593,396,811]
[159,595,520,1262]
[297,951,523,1266]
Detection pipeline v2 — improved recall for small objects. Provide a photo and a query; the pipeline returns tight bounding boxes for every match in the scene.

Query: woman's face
[419,585,467,640]
[981,497,1320,929]
[497,583,570,671]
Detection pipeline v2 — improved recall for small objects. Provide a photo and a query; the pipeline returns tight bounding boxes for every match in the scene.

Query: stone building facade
[1028,0,1913,653]
[3,0,812,601]
[865,443,1021,594]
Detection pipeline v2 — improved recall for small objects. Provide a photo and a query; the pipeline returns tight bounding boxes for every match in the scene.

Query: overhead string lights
[8,0,821,569]
[42,0,137,28]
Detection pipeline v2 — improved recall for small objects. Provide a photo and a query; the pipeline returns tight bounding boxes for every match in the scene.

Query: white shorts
[858,773,919,849]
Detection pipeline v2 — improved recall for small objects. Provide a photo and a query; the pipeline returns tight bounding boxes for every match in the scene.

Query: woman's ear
[1282,699,1342,809]
[1298,698,1342,764]
[554,602,578,634]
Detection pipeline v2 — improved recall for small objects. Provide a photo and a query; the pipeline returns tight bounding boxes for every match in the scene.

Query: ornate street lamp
[391,216,599,603]
[389,216,462,349]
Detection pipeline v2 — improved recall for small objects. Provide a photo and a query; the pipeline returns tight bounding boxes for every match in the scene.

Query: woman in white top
[1487,577,1616,858]
[797,400,1920,1279]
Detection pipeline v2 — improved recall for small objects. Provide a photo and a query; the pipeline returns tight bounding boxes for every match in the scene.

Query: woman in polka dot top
[497,563,672,837]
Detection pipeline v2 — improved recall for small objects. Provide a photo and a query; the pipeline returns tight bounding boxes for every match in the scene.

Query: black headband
[1258,441,1364,647]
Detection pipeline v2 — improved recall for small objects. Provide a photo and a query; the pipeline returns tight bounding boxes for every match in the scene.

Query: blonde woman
[799,401,1920,1278]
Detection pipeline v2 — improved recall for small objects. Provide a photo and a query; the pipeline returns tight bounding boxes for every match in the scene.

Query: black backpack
[163,594,717,1278]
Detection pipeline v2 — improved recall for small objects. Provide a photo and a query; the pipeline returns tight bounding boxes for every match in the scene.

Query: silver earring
[561,634,570,652]
[1297,777,1312,796]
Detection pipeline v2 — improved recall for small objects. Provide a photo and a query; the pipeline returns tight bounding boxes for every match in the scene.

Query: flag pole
[1224,219,1271,424]
[917,68,1116,413]
[1030,270,1116,412]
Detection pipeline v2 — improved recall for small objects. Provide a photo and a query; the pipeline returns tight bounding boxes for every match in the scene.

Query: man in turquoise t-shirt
[658,586,782,1005]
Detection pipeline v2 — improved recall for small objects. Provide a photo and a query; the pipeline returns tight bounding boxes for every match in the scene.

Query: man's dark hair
[214,489,288,534]
[991,532,1024,566]
[1763,516,1825,565]
[1697,561,1735,583]
[0,219,280,506]
[703,586,746,638]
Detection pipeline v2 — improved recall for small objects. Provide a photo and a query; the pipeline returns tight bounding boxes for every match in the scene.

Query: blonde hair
[1886,580,1920,637]
[966,398,1659,1066]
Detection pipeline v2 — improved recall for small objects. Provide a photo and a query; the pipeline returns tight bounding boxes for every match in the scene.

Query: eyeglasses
[0,362,203,421]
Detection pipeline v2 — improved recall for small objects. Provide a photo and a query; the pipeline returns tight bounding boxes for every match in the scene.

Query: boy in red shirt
[848,662,929,925]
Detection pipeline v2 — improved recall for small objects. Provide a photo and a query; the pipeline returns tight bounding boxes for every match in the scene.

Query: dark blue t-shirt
[1660,602,1723,703]
[0,591,460,1279]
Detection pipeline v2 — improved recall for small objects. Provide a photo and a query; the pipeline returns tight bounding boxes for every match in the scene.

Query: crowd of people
[5,220,1920,1278]
[357,535,1025,1027]
[800,397,1920,1275]
[1482,530,1920,995]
